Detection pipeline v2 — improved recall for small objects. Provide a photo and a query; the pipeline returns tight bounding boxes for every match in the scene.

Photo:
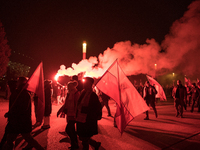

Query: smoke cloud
[162,0,200,77]
[56,0,200,79]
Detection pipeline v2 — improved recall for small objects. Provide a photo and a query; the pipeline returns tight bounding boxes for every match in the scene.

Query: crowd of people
[1,75,200,150]
[0,76,103,150]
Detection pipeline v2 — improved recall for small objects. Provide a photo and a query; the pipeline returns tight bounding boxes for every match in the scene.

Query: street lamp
[172,73,175,86]
[154,64,157,79]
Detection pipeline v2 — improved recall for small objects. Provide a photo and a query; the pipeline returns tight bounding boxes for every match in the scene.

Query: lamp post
[154,64,157,79]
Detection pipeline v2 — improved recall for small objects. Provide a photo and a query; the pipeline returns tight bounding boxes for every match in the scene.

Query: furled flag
[185,77,192,86]
[27,62,45,123]
[146,75,167,101]
[197,78,200,86]
[96,60,149,134]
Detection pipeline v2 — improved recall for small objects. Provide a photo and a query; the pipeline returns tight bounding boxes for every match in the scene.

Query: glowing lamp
[154,64,157,69]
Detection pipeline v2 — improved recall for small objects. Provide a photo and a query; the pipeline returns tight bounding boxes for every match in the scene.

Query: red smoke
[55,0,200,80]
[162,0,200,77]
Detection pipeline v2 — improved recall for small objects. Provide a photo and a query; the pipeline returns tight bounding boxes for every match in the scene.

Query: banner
[146,75,167,101]
[96,60,149,133]
[27,62,45,123]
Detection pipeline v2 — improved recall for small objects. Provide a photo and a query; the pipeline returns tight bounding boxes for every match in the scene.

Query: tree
[0,21,11,77]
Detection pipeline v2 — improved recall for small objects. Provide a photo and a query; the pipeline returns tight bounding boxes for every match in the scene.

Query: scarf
[65,89,77,117]
[76,89,93,123]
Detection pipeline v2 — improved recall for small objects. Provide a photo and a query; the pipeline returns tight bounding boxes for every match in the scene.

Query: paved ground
[1,96,200,150]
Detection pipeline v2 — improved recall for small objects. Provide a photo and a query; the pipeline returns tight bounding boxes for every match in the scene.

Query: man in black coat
[172,80,187,118]
[76,77,102,150]
[143,81,158,120]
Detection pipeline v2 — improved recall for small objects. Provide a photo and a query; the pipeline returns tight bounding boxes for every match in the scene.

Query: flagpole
[116,60,123,135]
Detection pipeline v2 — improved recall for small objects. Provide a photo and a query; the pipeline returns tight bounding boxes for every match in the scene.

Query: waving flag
[146,75,167,101]
[96,60,149,134]
[27,62,45,123]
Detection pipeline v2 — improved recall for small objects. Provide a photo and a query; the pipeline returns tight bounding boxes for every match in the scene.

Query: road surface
[0,97,200,150]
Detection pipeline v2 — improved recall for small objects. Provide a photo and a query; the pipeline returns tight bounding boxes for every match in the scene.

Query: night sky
[0,0,196,79]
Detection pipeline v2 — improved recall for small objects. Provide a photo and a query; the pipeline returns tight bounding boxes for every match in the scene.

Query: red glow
[54,74,59,81]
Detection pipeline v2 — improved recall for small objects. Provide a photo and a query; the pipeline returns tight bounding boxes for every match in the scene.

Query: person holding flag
[3,77,44,150]
[143,81,158,120]
[146,75,167,101]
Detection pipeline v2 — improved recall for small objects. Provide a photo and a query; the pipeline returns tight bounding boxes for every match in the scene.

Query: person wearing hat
[188,83,200,113]
[57,80,80,149]
[76,77,102,150]
[143,80,158,120]
[3,77,44,150]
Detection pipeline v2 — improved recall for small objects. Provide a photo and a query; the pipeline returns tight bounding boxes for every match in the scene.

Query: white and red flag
[27,62,45,123]
[185,77,192,86]
[146,75,167,101]
[96,60,149,134]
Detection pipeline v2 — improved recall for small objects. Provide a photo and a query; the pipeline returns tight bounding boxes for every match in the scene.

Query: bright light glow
[173,73,175,76]
[83,41,87,53]
[154,64,157,69]
[54,74,59,81]
[82,78,85,82]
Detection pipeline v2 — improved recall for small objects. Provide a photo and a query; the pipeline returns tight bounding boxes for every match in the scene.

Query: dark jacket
[189,87,200,101]
[143,85,157,103]
[7,87,32,134]
[172,85,187,101]
[76,90,102,137]
[44,84,52,116]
